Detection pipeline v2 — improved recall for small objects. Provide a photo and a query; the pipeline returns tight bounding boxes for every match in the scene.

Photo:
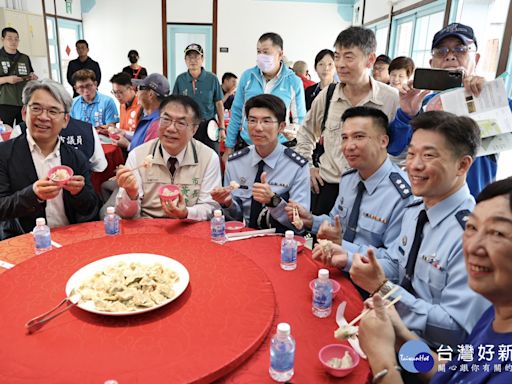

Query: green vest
[0,49,32,106]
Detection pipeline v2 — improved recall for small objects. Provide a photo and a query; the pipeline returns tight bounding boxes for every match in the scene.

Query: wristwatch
[378,280,396,296]
[267,193,281,208]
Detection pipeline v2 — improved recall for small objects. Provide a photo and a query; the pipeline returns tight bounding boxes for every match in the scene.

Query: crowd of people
[1,20,511,383]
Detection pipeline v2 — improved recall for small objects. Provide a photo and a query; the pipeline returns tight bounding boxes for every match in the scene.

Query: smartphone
[413,68,464,91]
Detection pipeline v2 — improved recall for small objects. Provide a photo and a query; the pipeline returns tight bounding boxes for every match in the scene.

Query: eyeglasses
[247,118,279,128]
[111,88,128,96]
[74,83,95,91]
[432,45,472,58]
[27,104,66,119]
[159,115,192,130]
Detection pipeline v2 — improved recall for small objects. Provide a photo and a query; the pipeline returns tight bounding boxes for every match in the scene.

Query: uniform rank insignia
[455,209,470,229]
[228,147,250,161]
[284,148,307,167]
[389,172,412,198]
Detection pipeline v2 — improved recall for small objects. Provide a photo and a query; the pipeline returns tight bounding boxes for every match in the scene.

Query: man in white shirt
[115,95,221,220]
[0,79,99,239]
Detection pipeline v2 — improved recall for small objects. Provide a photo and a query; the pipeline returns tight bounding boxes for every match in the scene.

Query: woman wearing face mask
[223,32,306,161]
[304,49,336,111]
[122,49,148,80]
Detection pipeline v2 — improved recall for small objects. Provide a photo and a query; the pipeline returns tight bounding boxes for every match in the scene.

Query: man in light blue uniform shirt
[291,106,413,266]
[347,111,491,348]
[211,94,309,232]
[70,69,118,126]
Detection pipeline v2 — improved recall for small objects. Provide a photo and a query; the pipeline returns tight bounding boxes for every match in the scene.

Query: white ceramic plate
[65,253,190,316]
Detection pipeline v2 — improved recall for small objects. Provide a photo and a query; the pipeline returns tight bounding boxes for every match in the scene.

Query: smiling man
[115,94,221,220]
[346,110,490,348]
[0,79,99,239]
[211,94,309,232]
[289,106,413,265]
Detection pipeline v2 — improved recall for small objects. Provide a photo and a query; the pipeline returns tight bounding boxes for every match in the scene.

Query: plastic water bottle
[33,217,51,255]
[269,322,295,382]
[211,209,226,244]
[280,230,297,270]
[223,109,230,127]
[312,269,333,318]
[104,206,120,235]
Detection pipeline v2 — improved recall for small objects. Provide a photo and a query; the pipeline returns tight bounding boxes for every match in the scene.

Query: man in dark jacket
[0,79,99,239]
[66,40,101,98]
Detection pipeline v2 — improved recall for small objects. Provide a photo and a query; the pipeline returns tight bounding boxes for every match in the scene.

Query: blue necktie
[344,181,365,243]
[401,209,429,294]
[249,160,265,229]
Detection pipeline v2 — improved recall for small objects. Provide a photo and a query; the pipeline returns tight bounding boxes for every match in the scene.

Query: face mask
[256,54,276,73]
[129,55,138,64]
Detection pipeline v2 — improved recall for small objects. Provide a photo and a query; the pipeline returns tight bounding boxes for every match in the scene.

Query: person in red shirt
[292,60,315,90]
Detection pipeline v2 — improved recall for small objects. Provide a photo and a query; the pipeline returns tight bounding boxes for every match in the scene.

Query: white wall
[217,0,350,82]
[364,0,391,23]
[81,0,163,97]
[167,0,212,23]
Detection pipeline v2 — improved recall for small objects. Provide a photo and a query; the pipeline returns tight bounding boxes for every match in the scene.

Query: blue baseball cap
[432,23,477,50]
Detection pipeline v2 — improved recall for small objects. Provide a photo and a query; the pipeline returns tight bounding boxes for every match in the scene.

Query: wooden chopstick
[346,285,400,327]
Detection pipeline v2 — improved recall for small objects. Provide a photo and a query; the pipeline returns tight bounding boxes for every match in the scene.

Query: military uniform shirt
[312,157,413,268]
[377,184,491,347]
[224,144,310,231]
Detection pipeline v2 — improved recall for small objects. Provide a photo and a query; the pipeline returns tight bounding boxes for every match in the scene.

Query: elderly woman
[357,177,512,383]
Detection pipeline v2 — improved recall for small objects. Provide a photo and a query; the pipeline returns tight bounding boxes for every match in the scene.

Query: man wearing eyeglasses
[388,22,511,198]
[110,72,142,132]
[0,27,38,126]
[70,69,119,128]
[0,79,99,239]
[211,94,309,232]
[115,95,221,220]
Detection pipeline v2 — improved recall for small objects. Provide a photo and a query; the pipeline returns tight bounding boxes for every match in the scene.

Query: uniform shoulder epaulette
[284,148,308,167]
[455,209,471,229]
[389,172,412,199]
[406,200,423,208]
[228,147,250,161]
[342,168,357,177]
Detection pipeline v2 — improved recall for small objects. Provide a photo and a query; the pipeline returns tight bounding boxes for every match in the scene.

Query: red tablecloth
[0,220,370,383]
[91,143,126,194]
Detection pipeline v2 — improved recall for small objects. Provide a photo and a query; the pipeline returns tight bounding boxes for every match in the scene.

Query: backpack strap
[320,83,337,133]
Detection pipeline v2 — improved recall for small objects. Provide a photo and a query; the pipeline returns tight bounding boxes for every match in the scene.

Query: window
[389,1,446,67]
[453,0,510,80]
[367,22,389,56]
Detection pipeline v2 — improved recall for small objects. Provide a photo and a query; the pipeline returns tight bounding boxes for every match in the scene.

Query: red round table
[0,220,370,383]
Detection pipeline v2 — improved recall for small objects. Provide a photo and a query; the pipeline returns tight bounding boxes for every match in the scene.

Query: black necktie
[401,209,429,294]
[167,157,177,177]
[344,181,365,242]
[249,160,265,229]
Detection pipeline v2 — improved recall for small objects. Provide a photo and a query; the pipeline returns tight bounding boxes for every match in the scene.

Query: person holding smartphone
[388,23,511,198]
[0,27,38,126]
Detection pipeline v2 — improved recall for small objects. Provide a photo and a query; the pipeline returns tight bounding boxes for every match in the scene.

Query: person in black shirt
[304,49,336,111]
[122,50,147,80]
[66,40,101,98]
[221,72,237,110]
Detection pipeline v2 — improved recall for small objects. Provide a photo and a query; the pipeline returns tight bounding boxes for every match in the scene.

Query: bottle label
[104,217,120,235]
[211,220,225,240]
[313,284,332,309]
[270,342,295,372]
[281,245,297,264]
[35,232,51,249]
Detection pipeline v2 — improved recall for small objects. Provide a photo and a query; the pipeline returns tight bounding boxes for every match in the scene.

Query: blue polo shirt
[129,110,160,151]
[70,92,119,127]
[172,68,223,120]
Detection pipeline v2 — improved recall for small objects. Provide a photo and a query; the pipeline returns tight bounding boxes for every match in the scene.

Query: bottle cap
[214,209,222,217]
[106,206,115,214]
[285,230,294,239]
[277,322,291,336]
[318,268,329,280]
[36,217,46,226]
